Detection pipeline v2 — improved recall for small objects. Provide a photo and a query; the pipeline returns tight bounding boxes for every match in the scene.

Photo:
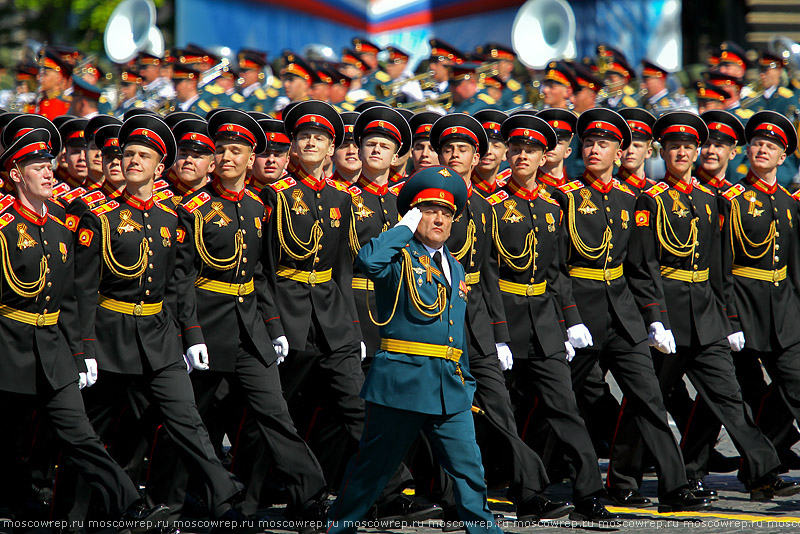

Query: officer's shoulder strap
[231,93,246,104]
[485,190,509,206]
[182,191,212,213]
[779,87,794,99]
[326,177,350,193]
[477,93,496,105]
[506,78,521,91]
[612,179,636,197]
[0,193,15,215]
[558,180,584,194]
[348,184,362,196]
[622,95,638,108]
[374,70,391,83]
[244,188,263,205]
[91,200,119,216]
[389,182,404,196]
[61,187,87,204]
[270,176,297,192]
[735,108,755,119]
[644,181,669,198]
[198,99,212,113]
[254,88,267,100]
[155,201,177,217]
[204,83,224,95]
[721,183,746,201]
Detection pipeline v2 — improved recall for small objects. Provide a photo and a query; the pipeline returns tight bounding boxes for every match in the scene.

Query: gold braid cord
[654,196,698,258]
[276,191,323,260]
[0,232,47,298]
[100,214,149,280]
[491,209,536,272]
[567,191,612,260]
[729,198,775,260]
[193,212,243,271]
[367,248,446,326]
[348,206,361,259]
[451,218,475,261]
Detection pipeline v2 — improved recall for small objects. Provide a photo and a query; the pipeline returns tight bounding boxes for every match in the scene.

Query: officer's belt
[0,304,59,327]
[352,277,374,291]
[567,264,624,282]
[732,264,787,283]
[465,272,480,285]
[276,266,333,286]
[196,277,254,296]
[380,338,463,363]
[498,279,547,296]
[98,296,163,316]
[660,267,710,283]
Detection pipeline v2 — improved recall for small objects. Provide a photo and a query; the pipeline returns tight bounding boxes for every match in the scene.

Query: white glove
[566,324,593,349]
[396,207,423,232]
[78,372,88,389]
[84,358,98,387]
[648,322,676,354]
[728,331,746,352]
[565,341,576,362]
[360,341,368,361]
[182,352,193,373]
[272,335,289,357]
[496,342,513,371]
[186,343,210,371]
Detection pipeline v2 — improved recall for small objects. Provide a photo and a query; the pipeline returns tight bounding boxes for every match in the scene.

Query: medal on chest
[16,223,36,250]
[578,189,598,215]
[116,209,143,234]
[743,191,764,217]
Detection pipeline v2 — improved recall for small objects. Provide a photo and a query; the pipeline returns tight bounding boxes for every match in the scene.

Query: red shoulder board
[153,179,170,191]
[91,200,119,216]
[49,197,64,208]
[61,187,87,203]
[612,180,635,196]
[791,189,800,202]
[497,168,512,181]
[0,194,14,214]
[348,185,362,196]
[721,183,745,201]
[156,202,177,217]
[269,176,296,192]
[183,191,211,213]
[52,182,71,198]
[779,185,791,196]
[389,182,404,196]
[244,188,263,205]
[558,180,583,194]
[48,214,67,227]
[0,211,14,229]
[65,213,79,232]
[644,182,669,198]
[81,190,106,206]
[542,194,560,206]
[693,182,713,196]
[486,190,509,206]
[326,177,350,193]
[154,189,173,203]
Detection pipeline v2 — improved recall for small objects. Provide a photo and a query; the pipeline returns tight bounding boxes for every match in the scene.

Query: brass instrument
[198,58,231,89]
[396,92,452,111]
[379,71,435,98]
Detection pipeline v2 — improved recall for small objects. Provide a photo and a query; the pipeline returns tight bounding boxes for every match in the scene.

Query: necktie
[433,251,450,293]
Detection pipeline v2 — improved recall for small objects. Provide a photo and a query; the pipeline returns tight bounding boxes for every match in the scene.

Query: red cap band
[440,126,479,147]
[586,120,623,142]
[548,119,573,133]
[411,187,455,211]
[508,128,548,147]
[481,121,501,132]
[364,119,402,144]
[129,128,167,154]
[216,123,257,147]
[661,124,700,142]
[414,124,433,136]
[707,122,737,141]
[6,141,50,170]
[13,128,35,140]
[103,137,120,149]
[67,130,85,141]
[180,132,215,151]
[295,114,335,138]
[267,132,291,144]
[753,122,788,147]
[626,120,652,136]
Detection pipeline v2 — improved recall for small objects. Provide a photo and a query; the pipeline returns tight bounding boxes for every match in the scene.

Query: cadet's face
[292,128,335,166]
[330,84,348,103]
[240,69,259,87]
[544,137,572,165]
[11,159,54,202]
[507,141,545,180]
[542,81,569,106]
[451,78,477,102]
[87,142,103,178]
[102,154,124,186]
[415,204,453,249]
[214,140,254,180]
[581,135,622,174]
[621,139,652,171]
[719,63,745,79]
[253,149,290,183]
[477,140,507,173]
[283,76,309,101]
[174,79,196,101]
[643,76,665,95]
[122,143,164,185]
[604,73,626,91]
[309,83,330,101]
[360,134,399,173]
[439,140,478,179]
[698,100,726,113]
[65,145,88,179]
[412,139,439,170]
[140,64,159,83]
[747,136,787,173]
[333,140,362,176]
[660,139,699,175]
[700,139,736,174]
[175,147,215,185]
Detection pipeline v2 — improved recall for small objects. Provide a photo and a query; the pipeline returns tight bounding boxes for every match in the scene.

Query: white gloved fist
[648,322,676,354]
[396,207,423,232]
[272,336,289,358]
[565,341,576,362]
[728,331,746,352]
[182,352,193,373]
[186,343,210,371]
[567,324,594,349]
[84,358,98,387]
[78,372,88,389]
[496,342,513,371]
[360,341,368,362]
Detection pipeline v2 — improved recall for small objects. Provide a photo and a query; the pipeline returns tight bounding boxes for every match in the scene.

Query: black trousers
[82,361,243,517]
[0,381,140,517]
[609,339,781,487]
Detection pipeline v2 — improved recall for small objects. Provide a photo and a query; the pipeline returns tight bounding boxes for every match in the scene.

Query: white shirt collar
[179,94,200,111]
[421,243,451,285]
[764,85,778,99]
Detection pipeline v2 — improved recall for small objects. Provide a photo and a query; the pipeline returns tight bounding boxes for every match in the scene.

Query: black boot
[750,473,800,501]
[688,478,718,501]
[605,488,651,507]
[516,494,573,521]
[119,501,170,534]
[568,496,621,523]
[658,487,712,512]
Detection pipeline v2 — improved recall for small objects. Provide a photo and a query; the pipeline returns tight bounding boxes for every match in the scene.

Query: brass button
[448,336,454,342]
[695,253,700,258]
[47,282,52,287]
[380,197,385,203]
[147,277,152,282]
[144,213,149,218]
[316,193,321,198]
[237,202,242,208]
[775,256,780,262]
[446,346,454,358]
[775,244,780,251]
[449,320,454,325]
[149,263,154,269]
[238,297,244,303]
[526,284,535,296]
[603,270,613,280]
[383,209,388,214]
[308,271,318,286]
[45,295,51,301]
[692,272,701,282]
[36,315,45,327]
[238,284,248,296]
[774,270,781,282]
[148,237,153,242]
[46,268,50,274]
[242,229,246,235]
[242,244,247,250]
[145,289,150,296]
[609,218,613,224]
[148,250,154,256]
[240,216,245,221]
[241,270,246,276]
[318,205,323,211]
[46,254,51,258]
[606,206,611,212]
[533,214,537,220]
[688,195,692,200]
[43,240,48,245]
[147,224,152,229]
[603,195,608,200]
[242,257,248,263]
[133,304,143,316]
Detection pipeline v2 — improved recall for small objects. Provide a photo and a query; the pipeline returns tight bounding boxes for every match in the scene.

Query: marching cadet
[352,37,390,98]
[617,108,656,195]
[73,114,250,525]
[470,109,509,196]
[449,62,496,114]
[706,72,753,120]
[330,70,356,111]
[696,110,744,191]
[596,46,638,110]
[570,63,603,114]
[165,117,215,203]
[481,74,507,113]
[250,115,292,191]
[53,118,91,200]
[310,63,334,103]
[639,60,692,115]
[114,69,146,119]
[536,108,578,194]
[708,41,749,82]
[238,48,279,113]
[549,108,711,512]
[165,64,213,114]
[35,48,72,120]
[695,81,731,114]
[408,111,441,171]
[425,39,466,107]
[69,76,103,119]
[390,108,415,182]
[477,43,526,110]
[326,167,501,534]
[331,111,361,184]
[540,60,577,110]
[203,62,246,109]
[626,110,799,502]
[0,110,171,531]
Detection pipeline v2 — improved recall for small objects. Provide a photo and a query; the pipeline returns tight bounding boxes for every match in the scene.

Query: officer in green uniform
[449,62,496,115]
[476,43,526,111]
[202,62,246,110]
[596,46,638,111]
[164,64,213,115]
[743,52,795,115]
[352,38,391,98]
[114,70,146,119]
[639,61,692,115]
[238,48,280,113]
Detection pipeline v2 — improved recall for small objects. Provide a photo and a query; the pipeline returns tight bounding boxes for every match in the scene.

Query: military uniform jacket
[450,90,497,115]
[175,179,283,370]
[0,198,84,394]
[64,182,125,232]
[348,176,403,355]
[500,77,526,111]
[550,173,649,346]
[694,168,732,196]
[35,92,70,120]
[487,179,576,358]
[75,192,184,374]
[631,176,731,347]
[719,173,800,351]
[446,187,509,357]
[536,170,567,198]
[356,224,475,415]
[260,166,361,351]
[616,168,655,197]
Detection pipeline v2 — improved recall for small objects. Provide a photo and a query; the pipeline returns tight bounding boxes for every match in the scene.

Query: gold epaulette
[52,182,71,198]
[693,182,714,196]
[254,88,267,100]
[506,79,521,91]
[375,70,391,83]
[644,182,669,198]
[198,100,212,113]
[486,190,509,205]
[244,188,263,204]
[270,176,296,192]
[348,185,362,196]
[183,191,211,213]
[722,183,746,201]
[61,187,87,203]
[779,87,794,98]
[204,83,224,95]
[326,177,350,192]
[389,182,404,196]
[91,200,119,216]
[48,214,67,227]
[0,211,14,229]
[622,95,638,107]
[155,201,177,217]
[154,189,173,203]
[735,108,755,119]
[558,180,583,194]
[612,179,635,196]
[477,93,496,105]
[80,190,106,205]
[231,93,245,104]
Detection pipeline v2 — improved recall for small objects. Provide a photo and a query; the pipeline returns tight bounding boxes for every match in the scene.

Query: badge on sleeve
[635,210,650,227]
[78,228,94,247]
[176,226,186,244]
